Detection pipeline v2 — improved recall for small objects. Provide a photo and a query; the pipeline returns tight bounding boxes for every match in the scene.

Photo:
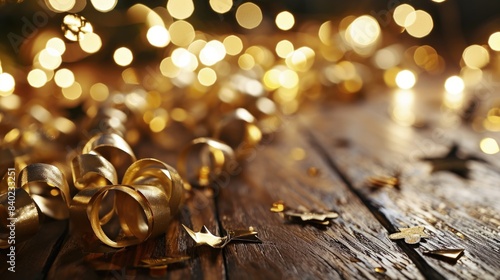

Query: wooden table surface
[1,83,500,280]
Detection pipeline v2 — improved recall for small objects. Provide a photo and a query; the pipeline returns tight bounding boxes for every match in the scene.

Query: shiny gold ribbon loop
[213,108,262,159]
[178,137,236,188]
[88,184,169,248]
[82,133,137,178]
[122,158,184,216]
[19,163,71,220]
[71,154,118,190]
[0,188,41,248]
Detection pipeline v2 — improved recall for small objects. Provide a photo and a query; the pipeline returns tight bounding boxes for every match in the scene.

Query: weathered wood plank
[0,219,67,280]
[47,144,225,280]
[302,91,500,280]
[216,120,424,279]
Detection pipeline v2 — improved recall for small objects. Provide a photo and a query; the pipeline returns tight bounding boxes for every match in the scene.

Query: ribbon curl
[70,133,184,248]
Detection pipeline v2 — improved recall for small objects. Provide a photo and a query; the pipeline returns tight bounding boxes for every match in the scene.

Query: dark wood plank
[47,143,225,280]
[302,88,500,279]
[0,219,67,280]
[216,119,425,279]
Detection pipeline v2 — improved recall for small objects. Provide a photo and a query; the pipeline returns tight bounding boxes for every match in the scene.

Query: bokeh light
[79,32,102,53]
[393,4,415,27]
[223,35,243,56]
[210,0,233,14]
[46,38,66,55]
[480,138,499,154]
[275,11,295,31]
[27,69,48,88]
[444,76,464,94]
[235,2,262,29]
[405,10,433,38]
[90,83,109,101]
[488,32,500,51]
[147,25,170,48]
[90,0,117,12]
[168,20,195,47]
[462,45,490,69]
[395,70,416,89]
[54,68,75,88]
[0,73,15,96]
[167,0,194,20]
[62,14,93,41]
[39,48,62,70]
[198,67,217,86]
[114,47,134,66]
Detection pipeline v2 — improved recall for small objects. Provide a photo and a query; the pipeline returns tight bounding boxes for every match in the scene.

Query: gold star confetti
[423,249,464,262]
[271,202,339,226]
[270,200,286,212]
[137,256,190,268]
[182,225,261,248]
[388,226,429,244]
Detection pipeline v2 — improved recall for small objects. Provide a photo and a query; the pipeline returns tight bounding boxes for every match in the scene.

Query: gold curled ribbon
[122,158,184,217]
[88,184,170,248]
[213,108,262,159]
[70,156,184,249]
[82,133,136,178]
[19,163,71,220]
[177,137,236,189]
[0,188,41,248]
[71,154,118,190]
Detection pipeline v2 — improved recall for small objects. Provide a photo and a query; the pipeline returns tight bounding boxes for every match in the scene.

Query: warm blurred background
[0,0,499,154]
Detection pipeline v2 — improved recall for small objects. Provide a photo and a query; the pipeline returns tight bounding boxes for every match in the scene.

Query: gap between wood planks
[301,122,447,280]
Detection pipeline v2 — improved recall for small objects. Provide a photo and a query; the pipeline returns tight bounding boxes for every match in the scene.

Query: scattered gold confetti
[388,226,429,244]
[182,225,261,248]
[271,202,339,226]
[367,175,400,189]
[374,267,386,274]
[137,256,190,268]
[423,249,464,262]
[307,167,320,177]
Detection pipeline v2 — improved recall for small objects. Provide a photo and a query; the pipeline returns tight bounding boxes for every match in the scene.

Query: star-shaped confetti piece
[423,248,464,262]
[421,144,485,179]
[182,225,227,248]
[388,226,429,244]
[182,225,261,248]
[137,256,190,269]
[271,202,339,226]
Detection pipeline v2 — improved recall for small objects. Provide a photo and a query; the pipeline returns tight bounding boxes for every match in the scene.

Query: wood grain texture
[0,220,67,280]
[216,120,424,280]
[301,92,500,280]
